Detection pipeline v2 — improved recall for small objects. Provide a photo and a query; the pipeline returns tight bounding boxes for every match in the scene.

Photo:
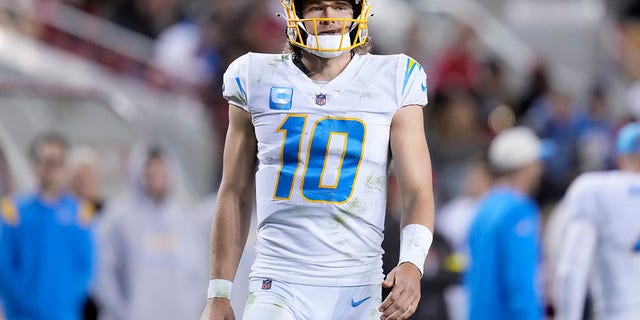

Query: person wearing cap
[552,122,640,320]
[464,127,544,320]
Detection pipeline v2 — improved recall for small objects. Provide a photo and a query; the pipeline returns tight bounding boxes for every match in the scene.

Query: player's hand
[200,298,235,320]
[378,262,421,320]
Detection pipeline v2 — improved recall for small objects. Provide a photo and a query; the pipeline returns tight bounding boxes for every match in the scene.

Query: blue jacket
[465,186,542,320]
[0,193,94,320]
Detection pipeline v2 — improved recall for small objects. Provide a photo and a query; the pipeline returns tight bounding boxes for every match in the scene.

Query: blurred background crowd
[1,0,640,319]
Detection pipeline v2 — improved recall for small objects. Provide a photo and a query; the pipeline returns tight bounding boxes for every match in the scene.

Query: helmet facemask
[280,0,372,58]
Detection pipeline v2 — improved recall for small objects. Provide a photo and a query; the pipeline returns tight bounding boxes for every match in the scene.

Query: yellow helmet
[280,0,373,57]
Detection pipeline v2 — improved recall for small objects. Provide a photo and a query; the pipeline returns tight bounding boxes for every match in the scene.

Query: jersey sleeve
[562,174,599,223]
[553,217,596,320]
[552,173,600,320]
[222,53,250,111]
[396,54,428,108]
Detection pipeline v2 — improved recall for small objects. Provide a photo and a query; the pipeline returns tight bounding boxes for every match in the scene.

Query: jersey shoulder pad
[222,53,251,108]
[395,54,428,108]
[567,172,606,197]
[563,172,609,221]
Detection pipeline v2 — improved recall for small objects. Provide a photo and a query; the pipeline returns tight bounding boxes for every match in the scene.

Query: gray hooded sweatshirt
[95,144,208,320]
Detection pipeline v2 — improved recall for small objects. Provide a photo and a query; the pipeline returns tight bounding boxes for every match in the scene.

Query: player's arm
[553,212,596,320]
[202,105,257,320]
[379,105,435,320]
[552,177,598,320]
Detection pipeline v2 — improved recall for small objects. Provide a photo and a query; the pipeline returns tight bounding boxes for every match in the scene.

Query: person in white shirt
[200,1,436,319]
[553,121,640,320]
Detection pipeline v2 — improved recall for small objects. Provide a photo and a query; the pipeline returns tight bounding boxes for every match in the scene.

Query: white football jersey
[222,52,427,286]
[554,171,640,320]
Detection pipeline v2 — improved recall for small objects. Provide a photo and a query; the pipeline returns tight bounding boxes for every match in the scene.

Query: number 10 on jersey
[273,115,366,204]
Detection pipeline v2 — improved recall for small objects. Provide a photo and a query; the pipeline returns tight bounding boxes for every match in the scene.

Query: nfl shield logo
[315,93,327,106]
[262,279,272,290]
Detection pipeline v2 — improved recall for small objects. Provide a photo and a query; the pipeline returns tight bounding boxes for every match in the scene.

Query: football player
[201,1,435,319]
[553,122,640,320]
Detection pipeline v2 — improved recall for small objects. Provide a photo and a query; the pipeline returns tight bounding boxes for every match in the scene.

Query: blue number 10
[273,115,366,204]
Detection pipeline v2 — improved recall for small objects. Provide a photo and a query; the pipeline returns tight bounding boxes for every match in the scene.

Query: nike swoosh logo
[421,83,427,92]
[351,296,371,308]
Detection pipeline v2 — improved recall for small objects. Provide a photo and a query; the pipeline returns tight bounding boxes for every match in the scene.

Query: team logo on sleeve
[270,87,294,110]
[315,93,327,106]
[403,58,423,94]
[261,278,272,290]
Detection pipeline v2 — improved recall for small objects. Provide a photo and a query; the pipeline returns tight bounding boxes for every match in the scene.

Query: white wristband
[398,224,433,277]
[207,279,233,300]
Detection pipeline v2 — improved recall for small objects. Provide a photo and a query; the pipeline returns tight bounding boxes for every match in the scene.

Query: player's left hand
[378,262,421,320]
